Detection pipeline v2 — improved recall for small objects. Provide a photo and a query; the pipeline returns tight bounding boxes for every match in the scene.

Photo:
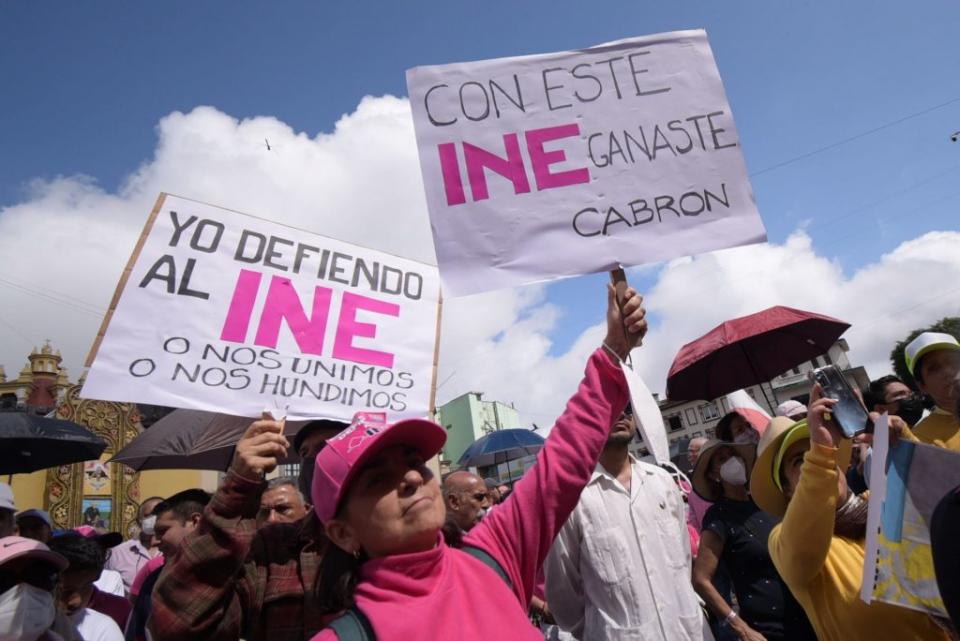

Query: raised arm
[150,418,287,640]
[464,284,646,606]
[769,386,840,589]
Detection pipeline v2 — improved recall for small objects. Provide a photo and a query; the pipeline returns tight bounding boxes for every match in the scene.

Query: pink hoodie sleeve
[464,347,627,606]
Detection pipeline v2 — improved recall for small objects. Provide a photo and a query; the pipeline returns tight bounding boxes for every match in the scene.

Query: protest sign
[620,361,671,465]
[83,194,442,422]
[407,29,767,297]
[862,414,960,616]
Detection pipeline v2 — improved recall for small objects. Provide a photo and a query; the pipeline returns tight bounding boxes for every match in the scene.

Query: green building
[436,391,522,469]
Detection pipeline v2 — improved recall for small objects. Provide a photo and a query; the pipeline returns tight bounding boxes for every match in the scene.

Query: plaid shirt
[149,470,328,641]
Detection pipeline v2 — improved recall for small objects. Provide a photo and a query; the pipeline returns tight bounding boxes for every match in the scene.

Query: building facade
[3,344,217,536]
[0,341,72,413]
[629,340,870,461]
[435,391,522,470]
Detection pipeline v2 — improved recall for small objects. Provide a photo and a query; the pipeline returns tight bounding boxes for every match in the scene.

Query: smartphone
[808,365,873,437]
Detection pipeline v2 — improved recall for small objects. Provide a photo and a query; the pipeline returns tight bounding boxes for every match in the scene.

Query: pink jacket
[312,348,627,640]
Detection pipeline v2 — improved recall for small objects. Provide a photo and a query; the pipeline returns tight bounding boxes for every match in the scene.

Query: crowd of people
[2,288,959,641]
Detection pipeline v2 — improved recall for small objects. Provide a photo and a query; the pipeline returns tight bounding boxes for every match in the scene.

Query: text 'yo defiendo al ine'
[133,209,422,411]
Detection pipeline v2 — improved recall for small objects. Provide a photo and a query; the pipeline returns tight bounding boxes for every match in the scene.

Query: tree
[889,317,960,388]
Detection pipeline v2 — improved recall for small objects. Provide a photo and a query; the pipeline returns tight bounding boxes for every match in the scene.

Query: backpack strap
[328,605,376,641]
[462,545,513,589]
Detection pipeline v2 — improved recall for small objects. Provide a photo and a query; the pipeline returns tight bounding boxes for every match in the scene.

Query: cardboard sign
[407,29,767,297]
[862,414,960,616]
[83,194,441,421]
[620,361,671,465]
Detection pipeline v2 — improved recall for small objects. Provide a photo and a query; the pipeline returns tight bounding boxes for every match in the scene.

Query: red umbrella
[666,306,850,404]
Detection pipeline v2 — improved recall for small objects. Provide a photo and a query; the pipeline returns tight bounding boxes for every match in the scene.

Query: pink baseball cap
[311,412,446,523]
[73,525,123,549]
[0,535,68,570]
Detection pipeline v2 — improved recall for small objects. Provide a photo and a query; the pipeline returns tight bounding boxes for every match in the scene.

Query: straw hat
[691,439,757,502]
[750,416,851,518]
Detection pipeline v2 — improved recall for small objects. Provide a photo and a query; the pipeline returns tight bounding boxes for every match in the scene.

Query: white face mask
[0,584,56,641]
[719,456,748,486]
[141,515,157,536]
[734,429,759,445]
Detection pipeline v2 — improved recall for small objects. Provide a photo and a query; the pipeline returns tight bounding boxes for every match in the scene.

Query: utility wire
[0,276,104,317]
[751,96,960,177]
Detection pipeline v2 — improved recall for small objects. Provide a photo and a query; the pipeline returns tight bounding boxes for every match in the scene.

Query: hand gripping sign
[83,194,441,422]
[407,29,767,297]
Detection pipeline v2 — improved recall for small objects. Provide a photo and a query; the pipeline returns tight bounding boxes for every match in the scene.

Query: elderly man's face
[444,472,491,532]
[687,439,704,466]
[258,484,309,526]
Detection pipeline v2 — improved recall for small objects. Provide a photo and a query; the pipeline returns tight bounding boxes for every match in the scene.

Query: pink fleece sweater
[312,348,627,640]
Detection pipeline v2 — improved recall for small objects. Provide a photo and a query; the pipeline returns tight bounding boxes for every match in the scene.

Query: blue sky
[1,1,958,380]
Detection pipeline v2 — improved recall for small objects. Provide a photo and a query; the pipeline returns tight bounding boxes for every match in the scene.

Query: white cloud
[1,98,958,436]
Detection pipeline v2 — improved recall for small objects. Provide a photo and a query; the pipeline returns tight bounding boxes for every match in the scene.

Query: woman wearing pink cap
[296,285,646,640]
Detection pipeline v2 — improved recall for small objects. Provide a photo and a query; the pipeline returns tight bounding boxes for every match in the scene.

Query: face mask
[719,456,748,486]
[298,457,315,502]
[893,396,925,426]
[733,429,759,445]
[0,584,56,641]
[140,515,157,536]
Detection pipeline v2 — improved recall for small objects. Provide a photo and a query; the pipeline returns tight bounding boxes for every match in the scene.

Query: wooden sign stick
[609,267,641,348]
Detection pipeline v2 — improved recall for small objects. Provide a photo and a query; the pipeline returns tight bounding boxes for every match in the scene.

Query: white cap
[16,509,52,528]
[905,332,960,376]
[776,400,807,419]
[0,483,15,512]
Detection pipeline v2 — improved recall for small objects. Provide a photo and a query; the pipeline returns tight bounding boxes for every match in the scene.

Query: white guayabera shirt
[545,458,713,641]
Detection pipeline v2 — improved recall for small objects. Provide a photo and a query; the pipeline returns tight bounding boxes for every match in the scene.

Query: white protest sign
[620,361,671,464]
[407,29,767,297]
[861,413,889,604]
[83,194,441,421]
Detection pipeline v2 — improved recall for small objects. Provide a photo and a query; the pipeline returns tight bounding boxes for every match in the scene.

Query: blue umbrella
[457,428,545,468]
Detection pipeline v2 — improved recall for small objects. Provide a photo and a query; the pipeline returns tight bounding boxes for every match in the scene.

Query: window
[667,415,683,432]
[699,402,721,422]
[823,352,833,365]
[792,367,800,375]
[685,408,698,425]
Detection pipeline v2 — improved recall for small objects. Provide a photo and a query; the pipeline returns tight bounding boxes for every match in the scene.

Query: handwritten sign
[83,194,441,421]
[862,414,960,616]
[407,29,767,297]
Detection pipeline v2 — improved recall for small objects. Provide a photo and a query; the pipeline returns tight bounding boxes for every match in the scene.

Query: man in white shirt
[545,404,713,641]
[104,497,162,595]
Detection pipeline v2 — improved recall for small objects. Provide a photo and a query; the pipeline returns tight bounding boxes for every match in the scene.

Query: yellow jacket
[913,409,960,452]
[768,442,948,641]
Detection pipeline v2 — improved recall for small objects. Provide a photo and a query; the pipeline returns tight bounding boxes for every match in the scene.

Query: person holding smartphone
[751,384,949,641]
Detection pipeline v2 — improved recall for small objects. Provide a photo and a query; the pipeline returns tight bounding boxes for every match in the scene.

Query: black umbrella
[0,413,107,474]
[110,409,307,471]
[457,429,545,468]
